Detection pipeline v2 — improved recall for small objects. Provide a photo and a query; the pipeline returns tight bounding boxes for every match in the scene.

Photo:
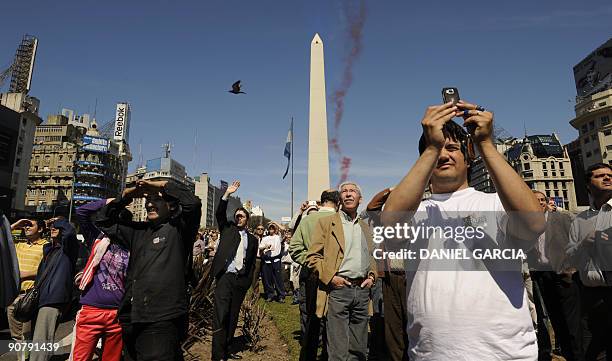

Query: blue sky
[1,0,611,220]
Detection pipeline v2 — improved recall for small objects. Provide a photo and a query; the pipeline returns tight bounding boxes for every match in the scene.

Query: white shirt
[406,187,537,361]
[259,234,282,258]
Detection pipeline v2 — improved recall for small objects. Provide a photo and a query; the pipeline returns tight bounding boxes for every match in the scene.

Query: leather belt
[344,277,367,286]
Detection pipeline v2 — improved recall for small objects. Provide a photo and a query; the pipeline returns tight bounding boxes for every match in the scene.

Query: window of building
[605,130,612,136]
[602,115,610,126]
[552,171,557,177]
[40,190,46,195]
[585,137,590,144]
[543,171,548,177]
[542,162,547,170]
[586,151,592,158]
[545,181,550,189]
[563,190,568,199]
[599,102,607,107]
[524,163,530,170]
[592,134,597,141]
[582,124,588,134]
[560,171,565,177]
[590,121,595,130]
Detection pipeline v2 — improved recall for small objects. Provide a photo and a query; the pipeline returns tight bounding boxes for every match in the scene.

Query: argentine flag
[283,119,293,179]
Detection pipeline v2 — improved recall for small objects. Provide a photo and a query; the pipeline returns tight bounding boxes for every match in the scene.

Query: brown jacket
[306,212,377,318]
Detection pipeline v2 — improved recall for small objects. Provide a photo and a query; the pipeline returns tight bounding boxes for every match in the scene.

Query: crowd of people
[1,99,611,361]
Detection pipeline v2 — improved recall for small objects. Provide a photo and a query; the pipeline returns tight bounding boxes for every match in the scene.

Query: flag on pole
[282,119,293,179]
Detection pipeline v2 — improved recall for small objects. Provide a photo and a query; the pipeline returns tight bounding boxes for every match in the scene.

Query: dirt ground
[185,313,291,361]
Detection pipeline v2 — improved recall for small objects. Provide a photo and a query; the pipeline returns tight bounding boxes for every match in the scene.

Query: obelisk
[308,33,330,200]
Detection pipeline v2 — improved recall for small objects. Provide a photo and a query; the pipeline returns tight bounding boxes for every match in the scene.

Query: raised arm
[216,180,240,230]
[76,199,111,246]
[458,101,545,245]
[383,103,457,222]
[94,191,138,249]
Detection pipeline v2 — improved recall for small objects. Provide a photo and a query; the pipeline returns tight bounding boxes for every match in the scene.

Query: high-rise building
[25,114,126,216]
[0,93,43,213]
[0,105,20,212]
[569,89,612,170]
[505,135,578,212]
[566,38,612,206]
[193,173,241,229]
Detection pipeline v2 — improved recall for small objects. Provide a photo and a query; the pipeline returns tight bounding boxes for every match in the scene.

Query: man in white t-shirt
[383,100,545,360]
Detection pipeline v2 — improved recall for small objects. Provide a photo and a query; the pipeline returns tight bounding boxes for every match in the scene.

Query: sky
[1,0,611,221]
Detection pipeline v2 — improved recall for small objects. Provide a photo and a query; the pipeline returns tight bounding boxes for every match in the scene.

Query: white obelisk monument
[308,33,330,200]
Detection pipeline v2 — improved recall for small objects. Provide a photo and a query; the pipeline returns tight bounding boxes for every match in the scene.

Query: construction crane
[0,34,38,93]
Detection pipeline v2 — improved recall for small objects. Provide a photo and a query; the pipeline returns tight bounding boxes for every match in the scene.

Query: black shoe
[228,353,243,359]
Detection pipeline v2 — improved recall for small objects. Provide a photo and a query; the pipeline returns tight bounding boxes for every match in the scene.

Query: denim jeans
[326,285,370,361]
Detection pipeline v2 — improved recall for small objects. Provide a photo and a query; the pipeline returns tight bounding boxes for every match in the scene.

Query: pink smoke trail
[331,0,366,187]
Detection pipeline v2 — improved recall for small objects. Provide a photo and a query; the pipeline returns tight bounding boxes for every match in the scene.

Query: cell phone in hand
[442,87,460,105]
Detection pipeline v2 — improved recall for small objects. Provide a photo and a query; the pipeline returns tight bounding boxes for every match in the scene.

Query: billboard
[82,135,109,153]
[574,38,612,98]
[114,102,130,142]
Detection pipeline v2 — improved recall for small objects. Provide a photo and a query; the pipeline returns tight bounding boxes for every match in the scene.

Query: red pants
[71,305,123,361]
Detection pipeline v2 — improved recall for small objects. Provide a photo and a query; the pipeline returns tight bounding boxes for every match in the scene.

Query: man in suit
[528,190,581,361]
[211,181,258,361]
[307,182,377,361]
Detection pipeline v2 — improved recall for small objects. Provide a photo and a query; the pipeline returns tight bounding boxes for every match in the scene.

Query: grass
[257,293,301,361]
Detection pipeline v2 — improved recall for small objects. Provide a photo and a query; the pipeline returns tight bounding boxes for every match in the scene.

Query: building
[25,114,125,216]
[565,38,612,207]
[125,148,198,221]
[0,105,19,212]
[505,134,578,212]
[469,139,518,193]
[0,92,43,213]
[61,108,92,130]
[193,173,242,228]
[569,89,612,170]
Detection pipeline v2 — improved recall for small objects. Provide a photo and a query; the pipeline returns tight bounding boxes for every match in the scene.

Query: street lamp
[68,142,82,223]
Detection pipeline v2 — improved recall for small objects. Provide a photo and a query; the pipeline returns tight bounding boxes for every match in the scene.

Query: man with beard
[95,179,201,361]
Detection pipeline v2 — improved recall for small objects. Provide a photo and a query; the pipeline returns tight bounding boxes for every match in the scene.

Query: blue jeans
[326,285,370,361]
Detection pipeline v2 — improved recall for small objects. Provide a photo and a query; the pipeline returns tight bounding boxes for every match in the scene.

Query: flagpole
[291,117,294,218]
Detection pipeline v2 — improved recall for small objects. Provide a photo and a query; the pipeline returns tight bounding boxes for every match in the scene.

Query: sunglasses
[256,228,264,231]
[235,214,246,219]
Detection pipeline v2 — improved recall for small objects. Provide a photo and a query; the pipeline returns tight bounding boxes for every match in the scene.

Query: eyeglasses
[235,214,246,219]
[256,228,264,231]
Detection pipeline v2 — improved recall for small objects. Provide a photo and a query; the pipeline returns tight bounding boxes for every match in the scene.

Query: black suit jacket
[211,197,258,283]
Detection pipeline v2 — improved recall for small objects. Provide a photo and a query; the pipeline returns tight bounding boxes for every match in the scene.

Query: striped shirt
[15,238,48,291]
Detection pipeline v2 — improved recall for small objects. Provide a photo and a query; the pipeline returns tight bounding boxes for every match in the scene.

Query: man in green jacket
[290,189,340,361]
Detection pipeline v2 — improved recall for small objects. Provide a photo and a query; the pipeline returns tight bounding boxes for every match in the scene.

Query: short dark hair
[418,120,473,181]
[585,162,612,184]
[320,189,341,205]
[33,219,46,232]
[234,207,250,221]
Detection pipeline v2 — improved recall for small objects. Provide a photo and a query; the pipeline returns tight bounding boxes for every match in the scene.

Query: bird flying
[228,80,246,94]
